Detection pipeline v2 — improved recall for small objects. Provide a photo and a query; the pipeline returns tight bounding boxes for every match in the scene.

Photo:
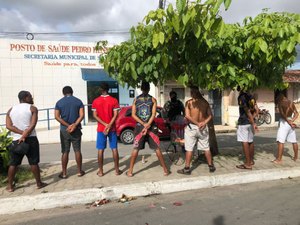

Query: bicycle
[256,107,271,126]
[165,124,185,166]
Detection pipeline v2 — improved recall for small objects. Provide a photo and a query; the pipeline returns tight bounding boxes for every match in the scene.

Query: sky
[0,0,299,44]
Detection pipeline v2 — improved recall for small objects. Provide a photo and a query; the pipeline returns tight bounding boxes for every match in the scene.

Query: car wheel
[120,129,134,144]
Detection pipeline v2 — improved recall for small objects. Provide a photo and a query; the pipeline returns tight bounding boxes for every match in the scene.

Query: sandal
[37,182,48,189]
[126,171,133,177]
[208,164,216,173]
[96,171,104,177]
[164,171,171,176]
[6,187,14,193]
[177,168,191,175]
[58,173,68,179]
[115,170,123,176]
[77,171,85,177]
[236,164,252,170]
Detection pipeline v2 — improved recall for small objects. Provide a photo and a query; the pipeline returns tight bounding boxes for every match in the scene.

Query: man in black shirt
[236,86,258,170]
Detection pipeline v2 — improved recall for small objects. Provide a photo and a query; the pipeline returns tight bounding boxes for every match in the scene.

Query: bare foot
[271,159,282,164]
[292,157,298,162]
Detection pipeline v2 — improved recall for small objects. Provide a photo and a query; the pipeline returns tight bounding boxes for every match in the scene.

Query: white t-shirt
[9,103,36,140]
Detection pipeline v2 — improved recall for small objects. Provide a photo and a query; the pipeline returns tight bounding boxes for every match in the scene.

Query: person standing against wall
[55,86,85,178]
[6,91,47,192]
[92,82,122,177]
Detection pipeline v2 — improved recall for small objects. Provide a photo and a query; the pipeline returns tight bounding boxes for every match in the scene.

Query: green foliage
[0,167,34,187]
[98,0,300,90]
[0,127,13,171]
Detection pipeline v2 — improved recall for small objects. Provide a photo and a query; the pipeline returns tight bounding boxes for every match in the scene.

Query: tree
[98,0,300,90]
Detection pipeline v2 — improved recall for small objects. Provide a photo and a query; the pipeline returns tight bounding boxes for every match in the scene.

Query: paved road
[39,130,280,163]
[2,177,300,225]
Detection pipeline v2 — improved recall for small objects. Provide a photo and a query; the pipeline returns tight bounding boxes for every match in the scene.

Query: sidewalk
[2,123,300,215]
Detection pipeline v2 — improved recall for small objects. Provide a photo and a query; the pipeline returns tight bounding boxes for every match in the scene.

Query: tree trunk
[208,119,219,156]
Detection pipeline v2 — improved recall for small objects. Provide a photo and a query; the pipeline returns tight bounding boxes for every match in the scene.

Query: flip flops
[58,173,68,179]
[37,182,48,189]
[236,164,252,170]
[208,165,216,173]
[96,171,104,177]
[126,171,133,177]
[177,168,191,175]
[77,171,86,177]
[115,170,123,176]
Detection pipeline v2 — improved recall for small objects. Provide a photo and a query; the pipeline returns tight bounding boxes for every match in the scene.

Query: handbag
[10,141,30,155]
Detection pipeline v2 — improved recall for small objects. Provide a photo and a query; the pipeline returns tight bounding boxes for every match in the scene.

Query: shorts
[133,124,160,150]
[185,124,210,151]
[96,131,118,150]
[276,119,297,143]
[237,124,254,143]
[60,129,82,153]
[9,136,40,166]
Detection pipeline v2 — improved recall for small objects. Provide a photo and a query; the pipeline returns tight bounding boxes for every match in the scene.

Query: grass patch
[0,166,34,188]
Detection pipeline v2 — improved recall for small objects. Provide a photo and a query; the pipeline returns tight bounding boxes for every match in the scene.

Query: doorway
[87,81,119,122]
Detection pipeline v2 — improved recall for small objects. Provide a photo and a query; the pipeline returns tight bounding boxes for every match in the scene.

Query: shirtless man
[177,86,216,175]
[273,93,298,163]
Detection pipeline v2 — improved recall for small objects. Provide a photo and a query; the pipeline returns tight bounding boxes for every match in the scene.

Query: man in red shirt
[92,82,122,176]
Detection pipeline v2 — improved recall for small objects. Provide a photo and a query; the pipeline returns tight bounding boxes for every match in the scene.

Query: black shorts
[60,129,82,153]
[9,136,40,166]
[133,124,160,150]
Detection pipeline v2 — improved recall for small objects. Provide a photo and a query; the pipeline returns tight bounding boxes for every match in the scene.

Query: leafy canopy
[97,0,300,90]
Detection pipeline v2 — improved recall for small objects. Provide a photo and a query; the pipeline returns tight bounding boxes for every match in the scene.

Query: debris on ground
[142,155,147,164]
[118,194,137,203]
[91,198,110,207]
[148,203,156,208]
[173,201,183,206]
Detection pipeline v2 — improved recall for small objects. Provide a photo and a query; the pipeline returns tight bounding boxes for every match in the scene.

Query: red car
[115,106,170,144]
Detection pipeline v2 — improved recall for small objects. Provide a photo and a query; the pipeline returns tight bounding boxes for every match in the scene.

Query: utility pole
[158,0,166,9]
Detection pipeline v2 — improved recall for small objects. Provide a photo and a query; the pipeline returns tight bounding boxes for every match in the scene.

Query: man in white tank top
[6,91,47,192]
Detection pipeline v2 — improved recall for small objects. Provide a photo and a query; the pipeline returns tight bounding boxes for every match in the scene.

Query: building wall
[0,39,135,128]
[226,88,276,127]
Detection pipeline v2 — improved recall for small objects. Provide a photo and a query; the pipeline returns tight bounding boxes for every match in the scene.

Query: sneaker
[208,164,216,173]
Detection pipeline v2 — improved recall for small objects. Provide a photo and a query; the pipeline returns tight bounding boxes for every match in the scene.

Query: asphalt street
[2,177,300,225]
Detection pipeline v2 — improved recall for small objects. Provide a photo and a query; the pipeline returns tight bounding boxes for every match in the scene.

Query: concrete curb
[1,166,300,215]
[214,125,278,134]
